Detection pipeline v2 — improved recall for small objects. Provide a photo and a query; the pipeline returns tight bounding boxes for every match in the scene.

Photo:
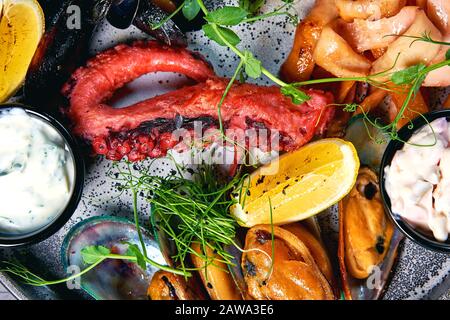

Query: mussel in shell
[147,271,206,300]
[24,0,112,109]
[339,167,402,300]
[340,167,394,279]
[282,223,338,294]
[191,243,243,300]
[242,225,335,300]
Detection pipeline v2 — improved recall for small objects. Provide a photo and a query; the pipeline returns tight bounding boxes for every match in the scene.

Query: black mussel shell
[107,0,140,29]
[24,0,112,112]
[133,0,187,47]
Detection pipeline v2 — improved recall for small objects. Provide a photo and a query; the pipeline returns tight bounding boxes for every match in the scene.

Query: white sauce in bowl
[0,108,75,236]
[385,117,450,241]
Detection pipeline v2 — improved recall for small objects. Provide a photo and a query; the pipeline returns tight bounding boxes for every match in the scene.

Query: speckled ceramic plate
[1,0,449,300]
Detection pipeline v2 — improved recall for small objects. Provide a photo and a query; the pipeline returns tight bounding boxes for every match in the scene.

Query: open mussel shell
[282,222,340,297]
[241,225,335,300]
[338,167,403,300]
[61,216,165,300]
[223,220,339,300]
[338,228,403,300]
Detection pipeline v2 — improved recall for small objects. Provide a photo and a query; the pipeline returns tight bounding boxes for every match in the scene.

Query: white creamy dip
[0,108,74,235]
[385,117,450,241]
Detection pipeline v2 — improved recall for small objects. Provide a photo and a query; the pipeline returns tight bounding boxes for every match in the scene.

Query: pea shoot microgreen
[110,162,244,271]
[205,6,249,26]
[0,245,184,287]
[387,31,450,48]
[201,23,240,46]
[182,0,201,21]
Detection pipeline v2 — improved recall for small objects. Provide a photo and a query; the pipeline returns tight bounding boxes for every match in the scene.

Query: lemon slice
[231,139,360,227]
[0,0,44,102]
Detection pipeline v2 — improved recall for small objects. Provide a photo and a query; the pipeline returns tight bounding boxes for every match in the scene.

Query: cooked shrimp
[280,0,338,82]
[338,6,419,52]
[336,0,407,21]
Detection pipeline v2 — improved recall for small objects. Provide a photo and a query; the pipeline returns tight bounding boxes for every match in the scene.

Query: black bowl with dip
[0,103,84,247]
[380,109,450,253]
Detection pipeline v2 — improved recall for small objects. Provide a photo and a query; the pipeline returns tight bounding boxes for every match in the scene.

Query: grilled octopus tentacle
[63,41,335,162]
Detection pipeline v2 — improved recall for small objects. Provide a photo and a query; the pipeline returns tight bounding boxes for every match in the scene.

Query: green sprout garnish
[110,162,244,272]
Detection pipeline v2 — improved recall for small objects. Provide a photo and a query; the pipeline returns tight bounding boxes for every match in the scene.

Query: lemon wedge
[231,138,360,227]
[0,0,44,102]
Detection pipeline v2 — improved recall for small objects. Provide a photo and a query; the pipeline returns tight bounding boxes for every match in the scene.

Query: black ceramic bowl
[0,103,85,247]
[380,110,450,253]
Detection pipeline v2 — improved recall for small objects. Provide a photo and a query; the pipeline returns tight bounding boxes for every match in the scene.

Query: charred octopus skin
[62,41,335,162]
[242,225,335,300]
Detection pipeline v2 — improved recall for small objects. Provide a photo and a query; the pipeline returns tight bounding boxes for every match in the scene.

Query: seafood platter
[0,0,450,300]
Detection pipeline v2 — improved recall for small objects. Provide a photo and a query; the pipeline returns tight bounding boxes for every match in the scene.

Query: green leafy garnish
[205,6,249,26]
[111,163,245,272]
[239,0,265,15]
[202,24,241,46]
[0,261,102,287]
[446,49,450,60]
[193,0,304,108]
[182,0,201,21]
[125,243,147,270]
[243,50,262,79]
[281,85,311,104]
[391,64,426,85]
[81,245,111,264]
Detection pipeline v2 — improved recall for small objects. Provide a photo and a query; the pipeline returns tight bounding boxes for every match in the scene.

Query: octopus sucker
[63,41,335,162]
